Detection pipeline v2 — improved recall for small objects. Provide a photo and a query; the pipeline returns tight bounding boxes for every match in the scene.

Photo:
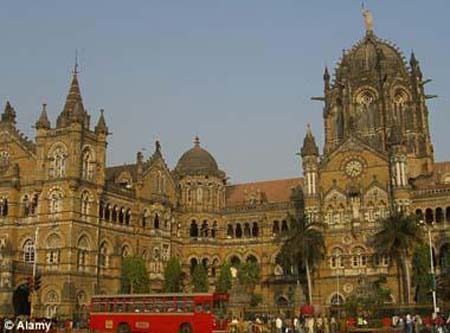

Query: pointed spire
[95,109,108,134]
[35,103,50,129]
[410,50,423,80]
[56,57,87,128]
[323,66,330,81]
[1,101,16,124]
[301,124,319,157]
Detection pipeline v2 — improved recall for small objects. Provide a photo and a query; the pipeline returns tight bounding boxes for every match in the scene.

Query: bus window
[124,301,133,313]
[213,300,227,319]
[185,301,193,312]
[204,302,211,313]
[195,303,203,313]
[116,302,123,313]
[135,302,143,313]
[108,302,114,313]
[155,300,163,312]
[176,297,184,312]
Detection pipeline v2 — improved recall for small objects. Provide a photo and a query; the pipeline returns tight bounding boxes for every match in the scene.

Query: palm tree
[372,211,423,304]
[277,187,326,305]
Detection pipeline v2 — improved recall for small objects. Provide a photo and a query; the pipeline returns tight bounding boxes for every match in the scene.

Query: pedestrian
[276,316,283,333]
[406,313,413,333]
[330,317,338,333]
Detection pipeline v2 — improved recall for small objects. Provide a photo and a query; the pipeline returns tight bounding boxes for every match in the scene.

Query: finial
[362,5,374,33]
[73,49,79,75]
[306,123,312,134]
[194,135,200,146]
[155,140,161,152]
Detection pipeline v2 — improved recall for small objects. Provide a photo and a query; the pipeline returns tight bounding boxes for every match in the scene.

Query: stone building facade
[0,20,449,317]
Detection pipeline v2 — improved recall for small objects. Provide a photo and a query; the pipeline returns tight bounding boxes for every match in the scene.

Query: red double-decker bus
[89,292,229,333]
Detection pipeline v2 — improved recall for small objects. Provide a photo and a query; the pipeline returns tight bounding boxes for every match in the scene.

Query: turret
[1,101,16,125]
[95,109,108,136]
[301,125,319,196]
[389,126,408,188]
[35,103,51,130]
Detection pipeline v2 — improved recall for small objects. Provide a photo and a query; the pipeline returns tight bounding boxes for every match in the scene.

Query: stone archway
[12,283,30,316]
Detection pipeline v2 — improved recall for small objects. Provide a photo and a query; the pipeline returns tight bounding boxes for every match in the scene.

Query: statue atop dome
[362,6,374,32]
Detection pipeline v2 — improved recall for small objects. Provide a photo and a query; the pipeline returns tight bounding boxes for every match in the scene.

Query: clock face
[345,159,363,177]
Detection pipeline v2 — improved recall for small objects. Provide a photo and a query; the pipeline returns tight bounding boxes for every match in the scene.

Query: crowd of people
[228,312,450,333]
[229,314,340,333]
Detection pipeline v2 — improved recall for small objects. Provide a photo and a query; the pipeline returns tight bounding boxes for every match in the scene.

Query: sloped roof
[225,177,303,207]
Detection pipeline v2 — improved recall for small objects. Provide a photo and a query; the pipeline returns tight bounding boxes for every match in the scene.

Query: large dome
[335,31,408,82]
[175,137,225,178]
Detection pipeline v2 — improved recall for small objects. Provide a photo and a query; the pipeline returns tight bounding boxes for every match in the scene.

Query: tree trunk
[305,260,313,305]
[396,260,404,304]
[403,252,411,304]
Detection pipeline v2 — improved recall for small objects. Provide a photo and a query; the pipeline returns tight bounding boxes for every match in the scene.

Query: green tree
[372,211,423,304]
[412,244,433,304]
[276,186,326,304]
[344,276,391,318]
[121,256,150,294]
[163,256,184,292]
[216,262,233,293]
[191,264,209,292]
[237,261,260,291]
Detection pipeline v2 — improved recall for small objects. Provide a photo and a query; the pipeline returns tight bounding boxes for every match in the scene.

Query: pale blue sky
[0,1,449,183]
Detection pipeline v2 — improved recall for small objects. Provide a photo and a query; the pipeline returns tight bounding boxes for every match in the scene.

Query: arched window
[105,204,111,221]
[202,258,209,270]
[99,201,105,219]
[243,223,251,238]
[230,255,241,268]
[330,248,344,269]
[82,147,94,180]
[415,208,423,221]
[190,258,198,274]
[49,145,67,179]
[112,206,118,222]
[425,208,434,224]
[23,195,30,217]
[352,246,367,268]
[99,242,109,268]
[201,220,208,238]
[77,236,90,271]
[330,293,345,306]
[235,224,242,238]
[81,191,90,217]
[226,224,234,238]
[31,194,39,215]
[44,290,59,319]
[122,245,130,258]
[23,239,34,263]
[46,234,61,267]
[252,223,259,237]
[281,220,289,233]
[393,89,408,127]
[211,259,219,277]
[374,254,390,267]
[119,207,124,224]
[246,255,257,263]
[436,208,444,223]
[49,190,63,215]
[125,209,131,225]
[142,209,149,228]
[154,213,160,229]
[272,221,280,236]
[211,221,218,238]
[0,197,8,217]
[446,207,450,222]
[190,220,199,237]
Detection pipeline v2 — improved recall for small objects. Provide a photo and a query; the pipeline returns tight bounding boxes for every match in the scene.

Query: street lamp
[418,220,438,315]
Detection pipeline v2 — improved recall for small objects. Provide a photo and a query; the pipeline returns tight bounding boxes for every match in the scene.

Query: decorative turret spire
[194,135,200,146]
[410,51,422,78]
[301,124,319,157]
[1,101,17,124]
[56,58,88,128]
[95,109,108,134]
[323,66,330,92]
[35,103,50,129]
